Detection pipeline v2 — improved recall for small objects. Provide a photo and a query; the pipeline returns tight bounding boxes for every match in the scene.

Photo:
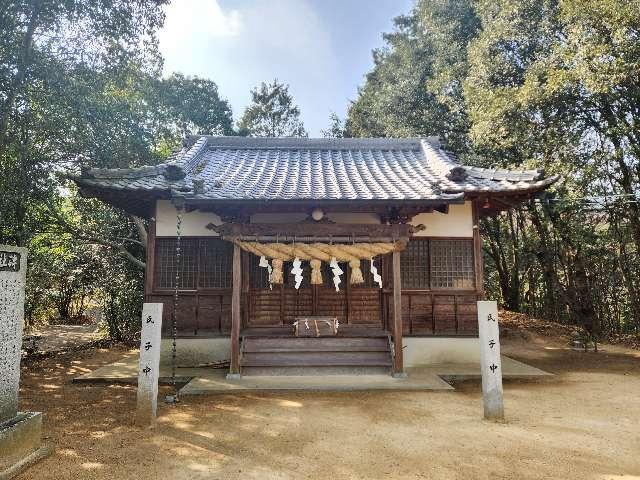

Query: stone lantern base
[0,412,50,480]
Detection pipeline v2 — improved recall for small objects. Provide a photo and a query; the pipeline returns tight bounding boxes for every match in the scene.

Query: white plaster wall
[155,200,222,237]
[160,338,230,367]
[155,200,473,237]
[403,337,480,366]
[410,201,473,237]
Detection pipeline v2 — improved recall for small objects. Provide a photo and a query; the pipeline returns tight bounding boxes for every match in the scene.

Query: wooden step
[240,335,393,376]
[242,366,391,376]
[242,351,392,367]
[241,326,389,337]
[243,336,389,353]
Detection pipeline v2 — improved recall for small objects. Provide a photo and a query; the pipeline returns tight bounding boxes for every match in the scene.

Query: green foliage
[150,73,234,148]
[321,113,347,138]
[101,257,145,342]
[348,0,640,336]
[238,80,307,137]
[0,0,233,339]
[346,1,479,154]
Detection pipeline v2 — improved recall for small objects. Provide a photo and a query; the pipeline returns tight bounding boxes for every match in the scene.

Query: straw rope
[234,241,402,284]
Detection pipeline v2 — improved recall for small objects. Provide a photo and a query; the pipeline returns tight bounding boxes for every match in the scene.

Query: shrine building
[72,136,557,377]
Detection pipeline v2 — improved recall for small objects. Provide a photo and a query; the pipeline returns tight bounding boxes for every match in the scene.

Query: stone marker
[0,245,49,479]
[477,300,504,420]
[136,303,163,426]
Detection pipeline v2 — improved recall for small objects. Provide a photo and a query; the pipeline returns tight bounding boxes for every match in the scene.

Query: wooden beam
[392,250,404,376]
[207,221,421,242]
[189,198,461,216]
[229,243,242,377]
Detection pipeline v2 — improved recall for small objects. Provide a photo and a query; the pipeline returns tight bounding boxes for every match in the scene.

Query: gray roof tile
[74,136,559,201]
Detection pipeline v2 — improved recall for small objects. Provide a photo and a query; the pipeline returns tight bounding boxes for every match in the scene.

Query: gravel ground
[15,329,640,480]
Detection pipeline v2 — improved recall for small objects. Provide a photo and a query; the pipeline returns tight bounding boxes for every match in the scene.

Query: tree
[348,0,640,340]
[0,0,236,339]
[346,1,479,154]
[238,80,307,137]
[321,112,347,138]
[150,73,234,152]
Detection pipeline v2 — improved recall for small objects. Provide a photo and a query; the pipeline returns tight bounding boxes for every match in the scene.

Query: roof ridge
[170,136,209,169]
[78,164,164,180]
[195,135,439,150]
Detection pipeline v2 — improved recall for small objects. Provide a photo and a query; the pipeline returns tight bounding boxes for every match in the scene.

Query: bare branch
[131,215,148,245]
[47,206,146,270]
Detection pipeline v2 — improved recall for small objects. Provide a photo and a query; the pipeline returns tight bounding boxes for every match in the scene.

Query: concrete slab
[73,352,202,385]
[74,352,551,393]
[433,356,552,382]
[180,368,454,394]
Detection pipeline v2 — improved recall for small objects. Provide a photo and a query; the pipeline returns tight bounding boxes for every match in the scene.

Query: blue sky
[158,0,414,136]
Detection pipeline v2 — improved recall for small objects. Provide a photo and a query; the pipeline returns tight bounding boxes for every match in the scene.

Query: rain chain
[167,204,183,404]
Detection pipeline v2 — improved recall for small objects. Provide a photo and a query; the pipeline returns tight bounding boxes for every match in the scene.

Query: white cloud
[160,0,242,44]
[158,0,339,135]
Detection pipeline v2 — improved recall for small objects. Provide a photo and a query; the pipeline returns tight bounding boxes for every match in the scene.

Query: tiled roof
[73,136,558,202]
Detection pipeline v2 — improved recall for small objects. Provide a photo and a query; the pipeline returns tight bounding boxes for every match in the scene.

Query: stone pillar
[136,303,163,426]
[0,245,49,478]
[477,300,504,420]
[0,247,26,422]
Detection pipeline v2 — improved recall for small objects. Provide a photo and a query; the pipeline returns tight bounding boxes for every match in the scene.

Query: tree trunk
[0,0,43,146]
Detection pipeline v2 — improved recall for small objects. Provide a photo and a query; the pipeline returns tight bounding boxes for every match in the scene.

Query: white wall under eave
[155,200,223,237]
[410,201,473,237]
[154,199,474,238]
[249,212,382,224]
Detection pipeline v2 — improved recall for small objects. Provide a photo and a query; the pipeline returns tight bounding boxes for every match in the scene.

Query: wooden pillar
[229,242,242,378]
[392,250,404,377]
[143,208,157,302]
[472,201,485,298]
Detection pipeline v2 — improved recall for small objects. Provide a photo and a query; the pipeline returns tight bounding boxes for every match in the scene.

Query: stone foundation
[403,337,480,366]
[0,412,50,479]
[160,338,230,367]
[159,337,480,368]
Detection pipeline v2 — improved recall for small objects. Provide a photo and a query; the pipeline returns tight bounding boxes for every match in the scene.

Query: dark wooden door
[245,257,386,330]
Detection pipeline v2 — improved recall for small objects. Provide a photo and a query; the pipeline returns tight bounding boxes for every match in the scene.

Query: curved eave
[71,173,560,219]
[459,175,561,215]
[73,180,171,218]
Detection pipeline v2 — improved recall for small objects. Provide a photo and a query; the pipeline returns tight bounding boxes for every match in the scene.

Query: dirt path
[16,334,640,480]
[24,324,103,353]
